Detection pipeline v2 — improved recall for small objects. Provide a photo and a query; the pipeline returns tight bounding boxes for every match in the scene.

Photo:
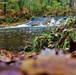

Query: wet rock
[39,47,55,55]
[31,21,40,26]
[43,18,51,25]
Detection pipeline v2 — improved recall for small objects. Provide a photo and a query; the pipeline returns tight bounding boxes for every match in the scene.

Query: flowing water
[0,17,72,52]
[1,16,70,28]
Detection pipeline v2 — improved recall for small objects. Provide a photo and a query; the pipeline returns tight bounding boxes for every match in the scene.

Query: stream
[0,16,73,51]
[1,16,71,28]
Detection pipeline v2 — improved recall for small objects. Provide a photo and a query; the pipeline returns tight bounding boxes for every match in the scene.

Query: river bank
[0,19,30,28]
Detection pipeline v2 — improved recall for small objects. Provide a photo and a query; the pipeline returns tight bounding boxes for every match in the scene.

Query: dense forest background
[0,0,76,25]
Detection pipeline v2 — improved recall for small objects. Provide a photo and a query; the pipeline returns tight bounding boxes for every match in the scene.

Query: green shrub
[32,34,52,52]
[0,18,3,24]
[5,16,13,23]
[21,16,25,21]
[13,17,19,22]
[70,32,76,40]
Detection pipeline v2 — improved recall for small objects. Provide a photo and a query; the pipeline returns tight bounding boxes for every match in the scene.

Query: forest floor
[0,49,76,75]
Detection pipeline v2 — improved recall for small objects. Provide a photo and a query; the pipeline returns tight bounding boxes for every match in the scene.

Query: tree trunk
[4,0,7,14]
[70,0,74,7]
[73,0,76,8]
[47,0,50,4]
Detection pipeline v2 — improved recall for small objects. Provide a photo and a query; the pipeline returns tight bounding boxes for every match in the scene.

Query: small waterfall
[0,17,72,29]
